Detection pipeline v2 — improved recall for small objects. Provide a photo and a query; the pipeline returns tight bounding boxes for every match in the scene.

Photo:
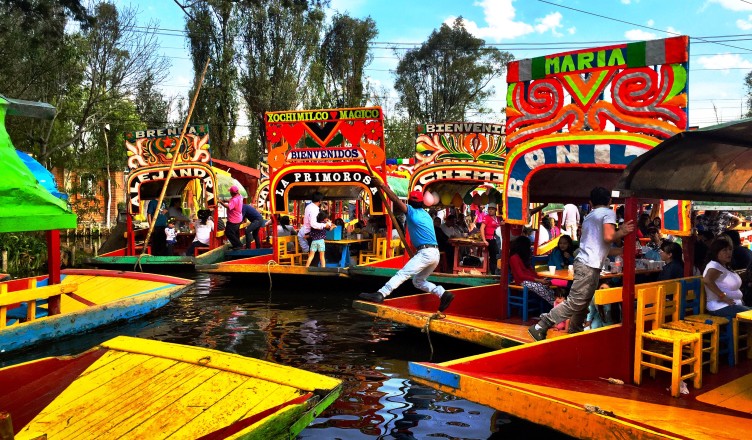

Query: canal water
[1,272,571,439]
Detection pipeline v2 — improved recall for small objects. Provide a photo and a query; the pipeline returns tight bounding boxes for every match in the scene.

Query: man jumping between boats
[528,187,634,341]
[358,177,454,312]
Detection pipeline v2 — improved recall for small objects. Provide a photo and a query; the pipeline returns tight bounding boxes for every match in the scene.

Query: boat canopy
[0,95,77,233]
[616,118,752,202]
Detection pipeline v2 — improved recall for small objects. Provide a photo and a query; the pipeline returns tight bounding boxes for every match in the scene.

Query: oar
[362,159,415,258]
[135,58,211,271]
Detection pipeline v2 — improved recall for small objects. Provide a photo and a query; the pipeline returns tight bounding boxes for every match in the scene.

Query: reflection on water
[1,273,571,439]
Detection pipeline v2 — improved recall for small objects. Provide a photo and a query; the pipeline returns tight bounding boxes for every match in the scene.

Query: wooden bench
[0,282,79,327]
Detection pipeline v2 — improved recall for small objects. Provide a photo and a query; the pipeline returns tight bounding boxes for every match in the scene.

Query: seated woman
[185,209,214,256]
[658,240,684,281]
[276,215,296,237]
[548,234,575,270]
[509,236,556,306]
[702,238,751,320]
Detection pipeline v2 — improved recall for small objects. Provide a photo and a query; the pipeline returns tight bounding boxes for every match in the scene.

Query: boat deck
[7,337,342,439]
[353,285,533,349]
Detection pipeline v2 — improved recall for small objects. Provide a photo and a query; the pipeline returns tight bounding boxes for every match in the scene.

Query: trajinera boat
[198,106,398,284]
[0,336,343,439]
[88,124,255,270]
[0,95,194,353]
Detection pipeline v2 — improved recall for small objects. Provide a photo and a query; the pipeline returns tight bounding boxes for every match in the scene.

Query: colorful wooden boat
[0,335,343,439]
[199,106,396,281]
[0,96,193,353]
[404,38,752,438]
[88,125,246,270]
[0,269,193,353]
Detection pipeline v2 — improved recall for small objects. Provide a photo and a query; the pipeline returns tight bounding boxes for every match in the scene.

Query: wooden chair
[659,281,719,374]
[634,284,702,398]
[359,237,387,265]
[680,278,737,366]
[277,236,302,266]
[507,273,547,322]
[732,313,752,363]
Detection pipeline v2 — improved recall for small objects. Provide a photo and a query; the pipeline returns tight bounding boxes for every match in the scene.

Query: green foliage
[182,0,240,159]
[311,13,378,108]
[393,18,514,122]
[237,0,325,158]
[0,232,48,277]
[745,71,752,118]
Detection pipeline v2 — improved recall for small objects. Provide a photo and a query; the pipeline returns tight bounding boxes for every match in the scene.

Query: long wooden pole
[362,158,415,258]
[135,58,211,270]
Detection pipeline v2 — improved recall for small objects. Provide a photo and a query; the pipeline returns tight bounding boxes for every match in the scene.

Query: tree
[311,13,378,108]
[393,18,513,123]
[38,1,170,165]
[176,0,240,160]
[237,0,325,158]
[134,70,172,128]
[745,70,752,117]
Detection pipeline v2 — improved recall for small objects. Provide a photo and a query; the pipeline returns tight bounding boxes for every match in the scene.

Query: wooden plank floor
[696,372,752,414]
[59,275,172,313]
[17,350,309,439]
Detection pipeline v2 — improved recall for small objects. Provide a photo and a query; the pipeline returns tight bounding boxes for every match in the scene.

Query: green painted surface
[0,97,77,232]
[350,266,498,287]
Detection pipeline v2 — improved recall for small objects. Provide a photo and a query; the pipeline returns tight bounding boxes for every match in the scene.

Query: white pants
[297,231,310,253]
[378,247,445,298]
[564,224,578,241]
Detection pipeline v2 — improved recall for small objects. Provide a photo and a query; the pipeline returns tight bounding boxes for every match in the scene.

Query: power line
[536,0,752,53]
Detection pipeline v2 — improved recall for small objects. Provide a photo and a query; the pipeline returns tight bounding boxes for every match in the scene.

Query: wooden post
[46,230,62,315]
[621,196,638,382]
[499,222,511,319]
[0,411,14,440]
[1,250,6,273]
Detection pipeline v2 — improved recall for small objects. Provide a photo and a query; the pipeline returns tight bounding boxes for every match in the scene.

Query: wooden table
[734,310,752,360]
[324,238,372,268]
[535,268,661,281]
[448,238,488,274]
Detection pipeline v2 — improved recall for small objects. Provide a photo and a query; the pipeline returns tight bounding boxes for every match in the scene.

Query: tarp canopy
[16,149,67,201]
[0,96,76,233]
[617,118,752,203]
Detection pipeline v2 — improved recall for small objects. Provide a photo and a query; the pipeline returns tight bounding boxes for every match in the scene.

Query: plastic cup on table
[548,265,557,274]
[568,265,574,273]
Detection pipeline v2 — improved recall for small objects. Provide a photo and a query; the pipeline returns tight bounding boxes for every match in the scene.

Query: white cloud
[707,0,752,12]
[666,26,681,35]
[621,0,632,4]
[738,15,752,30]
[445,0,565,41]
[567,26,576,35]
[646,19,654,26]
[697,53,752,71]
[624,29,657,40]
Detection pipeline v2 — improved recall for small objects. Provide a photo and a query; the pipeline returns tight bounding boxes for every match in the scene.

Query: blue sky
[133,0,752,130]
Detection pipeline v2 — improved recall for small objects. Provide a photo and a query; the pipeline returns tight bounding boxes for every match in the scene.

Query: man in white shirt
[297,192,328,253]
[561,203,581,241]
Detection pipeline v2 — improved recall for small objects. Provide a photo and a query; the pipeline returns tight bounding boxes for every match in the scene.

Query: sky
[132,0,752,131]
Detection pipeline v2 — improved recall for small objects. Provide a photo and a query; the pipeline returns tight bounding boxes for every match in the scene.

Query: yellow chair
[277,236,302,266]
[732,311,752,362]
[634,284,702,398]
[359,238,387,265]
[659,281,719,374]
[681,278,738,366]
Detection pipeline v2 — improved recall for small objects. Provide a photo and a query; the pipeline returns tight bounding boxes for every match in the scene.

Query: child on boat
[306,211,332,267]
[165,220,177,256]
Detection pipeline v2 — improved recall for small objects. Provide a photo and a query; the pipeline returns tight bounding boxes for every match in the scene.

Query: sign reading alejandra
[128,165,215,213]
[273,170,383,213]
[266,108,381,123]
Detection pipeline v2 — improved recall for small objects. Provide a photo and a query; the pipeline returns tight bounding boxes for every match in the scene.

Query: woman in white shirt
[185,210,215,256]
[276,215,296,237]
[703,238,750,320]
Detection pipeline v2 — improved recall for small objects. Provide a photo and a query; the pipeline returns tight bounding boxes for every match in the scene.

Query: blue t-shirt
[147,199,159,216]
[406,205,436,248]
[242,204,263,222]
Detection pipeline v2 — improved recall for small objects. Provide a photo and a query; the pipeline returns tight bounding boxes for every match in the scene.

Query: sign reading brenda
[125,124,211,170]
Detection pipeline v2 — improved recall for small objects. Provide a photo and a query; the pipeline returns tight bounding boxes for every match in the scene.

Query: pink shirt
[481,215,500,240]
[227,194,243,223]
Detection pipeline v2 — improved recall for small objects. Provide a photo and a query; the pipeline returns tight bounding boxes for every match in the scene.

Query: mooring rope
[421,311,446,361]
[266,260,278,292]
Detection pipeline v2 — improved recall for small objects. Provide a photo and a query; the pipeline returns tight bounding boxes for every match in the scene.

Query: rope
[266,260,278,292]
[421,311,446,361]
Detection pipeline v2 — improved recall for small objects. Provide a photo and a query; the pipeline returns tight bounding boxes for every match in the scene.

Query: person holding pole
[358,177,454,312]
